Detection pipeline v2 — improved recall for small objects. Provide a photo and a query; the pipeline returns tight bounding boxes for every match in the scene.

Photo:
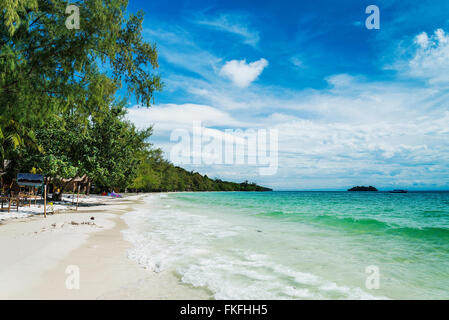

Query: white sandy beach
[0,194,209,300]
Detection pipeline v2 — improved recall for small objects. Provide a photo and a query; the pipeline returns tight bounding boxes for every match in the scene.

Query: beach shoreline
[0,193,209,300]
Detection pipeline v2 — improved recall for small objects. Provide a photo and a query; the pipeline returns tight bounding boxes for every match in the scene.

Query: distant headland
[347,186,378,192]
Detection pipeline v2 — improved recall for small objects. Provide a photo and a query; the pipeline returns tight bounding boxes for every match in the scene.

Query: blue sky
[125,0,449,190]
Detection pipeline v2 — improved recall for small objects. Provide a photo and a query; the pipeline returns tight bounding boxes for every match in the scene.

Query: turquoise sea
[123,191,449,299]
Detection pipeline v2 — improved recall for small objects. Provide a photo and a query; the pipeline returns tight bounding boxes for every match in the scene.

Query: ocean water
[122,191,449,299]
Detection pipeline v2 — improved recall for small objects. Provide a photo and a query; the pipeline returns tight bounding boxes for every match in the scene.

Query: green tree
[1,0,161,181]
[86,105,152,191]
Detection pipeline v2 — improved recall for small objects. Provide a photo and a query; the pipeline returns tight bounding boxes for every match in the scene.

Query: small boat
[389,189,408,193]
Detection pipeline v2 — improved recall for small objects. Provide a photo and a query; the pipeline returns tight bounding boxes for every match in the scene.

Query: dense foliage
[131,149,272,192]
[17,104,152,191]
[0,0,270,193]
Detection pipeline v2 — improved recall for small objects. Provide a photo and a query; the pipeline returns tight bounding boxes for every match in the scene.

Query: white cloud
[194,13,260,47]
[126,103,247,132]
[415,32,429,48]
[219,58,268,88]
[396,28,449,84]
[435,28,448,44]
[325,74,356,88]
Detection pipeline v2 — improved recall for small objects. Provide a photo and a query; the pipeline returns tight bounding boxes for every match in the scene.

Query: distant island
[389,189,408,193]
[347,186,378,192]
